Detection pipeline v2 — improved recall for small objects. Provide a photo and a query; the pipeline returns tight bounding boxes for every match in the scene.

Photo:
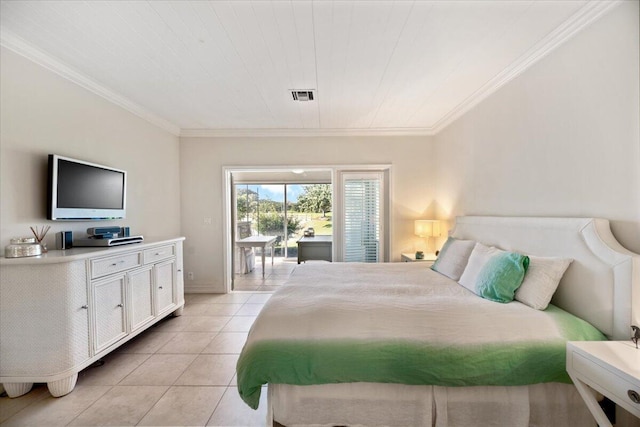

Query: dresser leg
[3,382,33,398]
[173,306,184,316]
[47,373,78,397]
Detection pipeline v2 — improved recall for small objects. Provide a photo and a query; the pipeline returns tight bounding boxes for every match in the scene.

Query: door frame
[222,164,392,293]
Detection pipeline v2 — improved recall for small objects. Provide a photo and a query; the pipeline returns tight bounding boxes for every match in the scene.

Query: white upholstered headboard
[450,216,639,340]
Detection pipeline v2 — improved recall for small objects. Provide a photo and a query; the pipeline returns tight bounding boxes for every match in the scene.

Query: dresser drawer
[91,252,142,279]
[572,351,640,415]
[143,244,175,265]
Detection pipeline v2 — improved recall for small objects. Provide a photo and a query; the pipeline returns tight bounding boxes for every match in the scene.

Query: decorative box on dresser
[0,237,185,398]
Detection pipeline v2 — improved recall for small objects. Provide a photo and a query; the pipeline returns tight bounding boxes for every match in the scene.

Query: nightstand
[566,341,640,427]
[401,253,437,266]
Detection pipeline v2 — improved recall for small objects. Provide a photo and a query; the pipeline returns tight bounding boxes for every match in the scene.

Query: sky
[239,184,304,203]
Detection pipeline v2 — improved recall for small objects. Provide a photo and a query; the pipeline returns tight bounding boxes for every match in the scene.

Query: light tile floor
[0,260,296,426]
[233,257,298,291]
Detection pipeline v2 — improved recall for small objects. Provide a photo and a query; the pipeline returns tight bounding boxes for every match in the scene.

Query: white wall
[434,1,640,254]
[0,47,181,249]
[180,136,436,292]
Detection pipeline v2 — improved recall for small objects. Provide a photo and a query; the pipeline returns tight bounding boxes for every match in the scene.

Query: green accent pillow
[475,251,530,303]
[458,243,530,303]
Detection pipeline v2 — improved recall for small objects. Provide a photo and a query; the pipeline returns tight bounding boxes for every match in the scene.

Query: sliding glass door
[235,183,332,259]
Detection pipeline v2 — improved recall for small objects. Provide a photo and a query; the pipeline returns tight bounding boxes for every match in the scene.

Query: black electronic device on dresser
[55,231,73,250]
[85,226,122,239]
[75,226,142,247]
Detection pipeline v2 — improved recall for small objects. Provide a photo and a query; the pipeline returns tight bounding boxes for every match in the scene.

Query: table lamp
[414,220,442,255]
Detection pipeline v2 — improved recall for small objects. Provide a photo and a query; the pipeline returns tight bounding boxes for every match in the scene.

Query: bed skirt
[267,382,595,427]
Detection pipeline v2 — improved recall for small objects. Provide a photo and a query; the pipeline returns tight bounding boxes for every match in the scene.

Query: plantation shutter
[342,173,383,263]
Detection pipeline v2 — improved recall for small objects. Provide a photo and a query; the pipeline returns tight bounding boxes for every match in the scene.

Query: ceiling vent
[291,90,315,101]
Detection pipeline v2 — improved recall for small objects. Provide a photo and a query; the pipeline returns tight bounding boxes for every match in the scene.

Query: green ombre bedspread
[236,263,606,409]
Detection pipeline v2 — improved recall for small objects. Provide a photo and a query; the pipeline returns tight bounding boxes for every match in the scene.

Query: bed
[236,216,640,426]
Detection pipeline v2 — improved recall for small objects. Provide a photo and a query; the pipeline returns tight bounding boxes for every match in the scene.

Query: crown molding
[431,0,622,134]
[179,127,436,138]
[0,28,181,136]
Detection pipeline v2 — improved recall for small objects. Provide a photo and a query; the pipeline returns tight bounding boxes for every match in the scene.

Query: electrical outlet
[187,272,194,280]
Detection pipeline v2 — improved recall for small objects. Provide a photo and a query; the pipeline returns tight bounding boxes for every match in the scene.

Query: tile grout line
[205,386,232,427]
[64,384,115,426]
[133,384,173,426]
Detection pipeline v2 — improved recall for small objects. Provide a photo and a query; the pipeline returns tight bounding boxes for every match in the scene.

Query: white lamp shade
[414,220,441,237]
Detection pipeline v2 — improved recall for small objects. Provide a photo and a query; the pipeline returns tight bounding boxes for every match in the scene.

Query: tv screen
[48,154,127,220]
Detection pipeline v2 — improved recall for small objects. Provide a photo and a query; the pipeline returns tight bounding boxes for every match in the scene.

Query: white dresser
[0,237,185,398]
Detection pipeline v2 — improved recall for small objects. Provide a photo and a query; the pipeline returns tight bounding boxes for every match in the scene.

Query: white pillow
[515,256,572,310]
[430,237,476,281]
[458,243,502,292]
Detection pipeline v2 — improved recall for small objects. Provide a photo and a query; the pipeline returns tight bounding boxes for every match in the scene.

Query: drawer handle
[159,286,163,289]
[155,252,163,256]
[81,305,88,310]
[111,261,126,266]
[629,390,640,404]
[116,303,124,308]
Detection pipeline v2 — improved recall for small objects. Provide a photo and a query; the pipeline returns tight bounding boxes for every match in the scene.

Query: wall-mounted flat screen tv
[47,154,127,220]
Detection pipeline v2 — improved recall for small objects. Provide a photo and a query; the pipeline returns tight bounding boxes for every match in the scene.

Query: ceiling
[0,1,619,137]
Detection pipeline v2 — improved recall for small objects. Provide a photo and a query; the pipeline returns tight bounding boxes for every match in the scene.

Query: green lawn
[303,214,332,235]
